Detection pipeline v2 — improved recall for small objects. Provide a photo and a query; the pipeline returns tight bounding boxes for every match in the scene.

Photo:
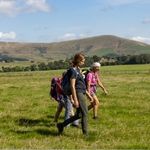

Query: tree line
[0,54,150,72]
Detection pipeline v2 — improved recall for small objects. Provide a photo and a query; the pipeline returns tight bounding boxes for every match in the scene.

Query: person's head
[91,62,101,72]
[72,53,85,67]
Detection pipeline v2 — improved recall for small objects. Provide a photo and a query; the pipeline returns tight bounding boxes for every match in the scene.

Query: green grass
[0,61,32,68]
[0,65,150,149]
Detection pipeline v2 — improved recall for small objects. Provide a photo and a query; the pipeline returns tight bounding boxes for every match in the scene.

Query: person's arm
[87,79,91,94]
[86,78,94,103]
[97,74,108,95]
[69,95,74,104]
[70,78,79,108]
[85,90,93,103]
[86,72,92,94]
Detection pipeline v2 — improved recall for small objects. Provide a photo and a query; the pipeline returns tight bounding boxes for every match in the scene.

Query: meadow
[0,64,150,149]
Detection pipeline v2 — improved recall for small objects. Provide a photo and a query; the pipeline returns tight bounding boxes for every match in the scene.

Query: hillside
[0,35,150,62]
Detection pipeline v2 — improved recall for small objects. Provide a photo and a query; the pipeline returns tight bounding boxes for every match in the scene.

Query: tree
[38,62,48,70]
[30,64,38,71]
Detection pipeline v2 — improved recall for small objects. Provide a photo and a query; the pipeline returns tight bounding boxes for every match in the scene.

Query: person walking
[57,53,93,135]
[86,62,108,119]
[50,75,78,126]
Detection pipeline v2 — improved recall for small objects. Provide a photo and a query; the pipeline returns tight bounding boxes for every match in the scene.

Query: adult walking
[57,53,93,135]
[86,62,108,119]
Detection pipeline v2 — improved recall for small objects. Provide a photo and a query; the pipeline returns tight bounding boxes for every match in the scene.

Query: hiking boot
[57,123,64,134]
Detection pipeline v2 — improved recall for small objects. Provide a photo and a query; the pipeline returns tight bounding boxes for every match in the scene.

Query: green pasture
[0,64,150,149]
[0,61,32,68]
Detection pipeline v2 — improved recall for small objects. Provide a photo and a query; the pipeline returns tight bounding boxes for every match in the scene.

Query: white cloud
[58,33,86,41]
[0,0,51,16]
[0,31,16,40]
[131,36,150,44]
[25,0,50,12]
[0,0,19,16]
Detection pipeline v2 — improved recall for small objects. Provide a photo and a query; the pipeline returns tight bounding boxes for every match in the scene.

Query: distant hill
[0,35,150,62]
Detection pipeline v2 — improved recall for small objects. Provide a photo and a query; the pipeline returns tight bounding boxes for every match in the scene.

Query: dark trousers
[62,92,88,134]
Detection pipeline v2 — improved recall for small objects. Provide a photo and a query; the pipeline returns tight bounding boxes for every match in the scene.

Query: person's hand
[71,99,74,105]
[88,96,95,106]
[73,100,79,108]
[104,89,108,95]
[89,96,94,103]
[70,96,74,104]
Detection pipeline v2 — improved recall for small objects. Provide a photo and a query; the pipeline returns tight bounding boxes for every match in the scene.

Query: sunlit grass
[0,65,150,149]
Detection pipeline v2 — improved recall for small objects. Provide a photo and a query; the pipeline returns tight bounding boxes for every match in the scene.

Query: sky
[0,0,150,44]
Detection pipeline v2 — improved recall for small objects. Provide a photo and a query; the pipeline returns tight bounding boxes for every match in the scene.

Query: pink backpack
[50,77,63,101]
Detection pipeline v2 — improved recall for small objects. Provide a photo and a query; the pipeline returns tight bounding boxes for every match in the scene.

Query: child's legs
[54,103,63,122]
[64,97,79,125]
[64,97,72,120]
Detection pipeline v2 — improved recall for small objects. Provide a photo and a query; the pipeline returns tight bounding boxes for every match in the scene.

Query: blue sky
[0,0,150,44]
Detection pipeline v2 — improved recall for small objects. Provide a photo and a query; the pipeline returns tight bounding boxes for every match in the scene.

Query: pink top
[86,72,98,95]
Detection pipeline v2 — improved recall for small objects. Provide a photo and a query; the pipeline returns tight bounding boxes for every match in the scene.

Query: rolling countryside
[0,35,150,62]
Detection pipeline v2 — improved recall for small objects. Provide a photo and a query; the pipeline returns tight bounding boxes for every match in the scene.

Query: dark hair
[72,53,85,66]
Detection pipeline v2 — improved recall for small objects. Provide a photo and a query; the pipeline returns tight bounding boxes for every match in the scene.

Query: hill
[0,35,150,62]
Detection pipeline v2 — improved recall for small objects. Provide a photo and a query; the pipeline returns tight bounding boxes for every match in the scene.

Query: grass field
[0,61,32,68]
[0,64,150,149]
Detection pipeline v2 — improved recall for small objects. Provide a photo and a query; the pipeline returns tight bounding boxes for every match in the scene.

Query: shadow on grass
[15,118,76,137]
[17,118,55,127]
[14,118,60,136]
[13,128,59,137]
[36,128,58,136]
